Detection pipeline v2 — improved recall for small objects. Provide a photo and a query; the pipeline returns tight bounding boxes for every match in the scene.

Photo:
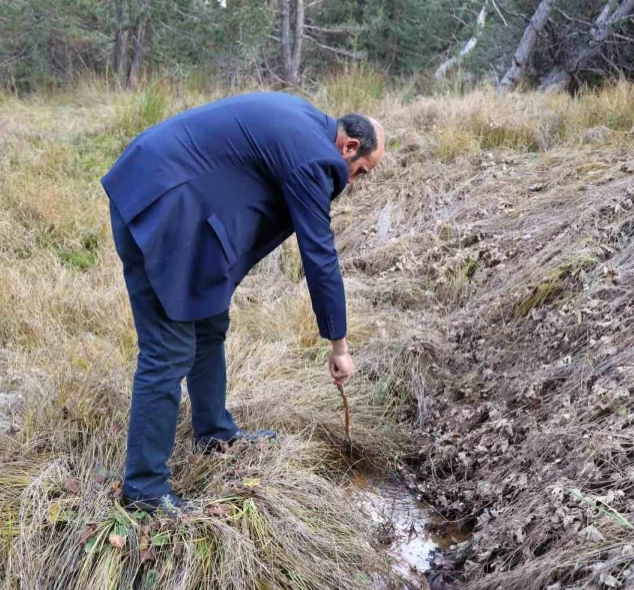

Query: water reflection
[352,477,436,589]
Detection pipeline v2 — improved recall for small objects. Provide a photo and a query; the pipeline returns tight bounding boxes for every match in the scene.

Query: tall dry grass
[392,81,634,161]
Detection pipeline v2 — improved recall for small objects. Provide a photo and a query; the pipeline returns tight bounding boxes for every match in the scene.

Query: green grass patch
[56,232,100,271]
[321,64,386,115]
[111,81,174,140]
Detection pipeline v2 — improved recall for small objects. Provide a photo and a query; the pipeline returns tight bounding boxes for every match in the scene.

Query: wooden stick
[337,383,353,458]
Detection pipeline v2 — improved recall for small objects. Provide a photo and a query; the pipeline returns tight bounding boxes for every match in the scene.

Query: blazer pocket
[207,214,238,265]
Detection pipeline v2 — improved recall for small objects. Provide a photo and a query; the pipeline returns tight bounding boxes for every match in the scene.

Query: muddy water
[350,474,468,589]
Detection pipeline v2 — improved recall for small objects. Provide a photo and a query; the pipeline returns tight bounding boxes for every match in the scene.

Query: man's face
[342,147,383,184]
[337,118,385,184]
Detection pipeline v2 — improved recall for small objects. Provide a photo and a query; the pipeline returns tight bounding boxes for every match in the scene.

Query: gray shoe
[122,491,189,518]
[196,429,277,455]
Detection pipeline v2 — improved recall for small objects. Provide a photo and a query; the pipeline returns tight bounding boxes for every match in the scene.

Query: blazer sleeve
[282,159,347,340]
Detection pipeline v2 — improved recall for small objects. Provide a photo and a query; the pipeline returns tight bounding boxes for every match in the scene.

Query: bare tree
[113,0,128,85]
[128,0,150,89]
[540,0,634,91]
[280,0,292,81]
[291,0,304,83]
[435,1,489,80]
[279,0,304,84]
[497,0,558,94]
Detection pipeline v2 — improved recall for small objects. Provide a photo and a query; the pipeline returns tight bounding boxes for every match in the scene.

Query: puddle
[350,473,470,589]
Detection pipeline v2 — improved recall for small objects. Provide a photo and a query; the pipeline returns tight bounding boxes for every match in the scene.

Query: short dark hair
[337,113,377,160]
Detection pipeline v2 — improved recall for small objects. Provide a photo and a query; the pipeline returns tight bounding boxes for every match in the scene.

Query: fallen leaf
[140,545,156,565]
[600,573,622,588]
[64,478,80,494]
[79,524,97,545]
[108,533,126,549]
[92,473,106,484]
[173,540,183,558]
[151,519,168,533]
[47,501,75,524]
[139,525,151,553]
[206,503,233,518]
[514,527,525,543]
[112,480,122,498]
[579,525,605,543]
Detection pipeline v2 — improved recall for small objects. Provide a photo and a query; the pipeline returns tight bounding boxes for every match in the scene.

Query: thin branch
[304,23,362,34]
[554,7,593,27]
[490,0,508,26]
[450,14,470,28]
[304,34,360,58]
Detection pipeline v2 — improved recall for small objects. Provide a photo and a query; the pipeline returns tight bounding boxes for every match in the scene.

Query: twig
[304,24,362,34]
[337,383,353,458]
[491,0,508,26]
[304,35,360,59]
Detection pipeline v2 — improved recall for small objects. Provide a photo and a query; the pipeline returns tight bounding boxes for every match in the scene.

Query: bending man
[102,92,385,513]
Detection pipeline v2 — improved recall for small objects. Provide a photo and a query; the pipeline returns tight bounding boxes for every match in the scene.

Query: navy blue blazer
[101,92,349,340]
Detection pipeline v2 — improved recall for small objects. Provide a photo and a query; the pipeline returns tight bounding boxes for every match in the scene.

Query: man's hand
[329,338,354,385]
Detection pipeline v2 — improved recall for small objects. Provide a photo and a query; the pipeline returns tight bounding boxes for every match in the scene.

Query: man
[102,92,385,514]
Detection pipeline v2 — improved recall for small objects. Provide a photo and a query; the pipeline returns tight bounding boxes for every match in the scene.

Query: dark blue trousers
[110,201,239,500]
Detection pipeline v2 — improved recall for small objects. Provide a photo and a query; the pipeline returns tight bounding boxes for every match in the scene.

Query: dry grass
[337,82,634,588]
[0,77,408,590]
[392,81,634,161]
[3,75,634,589]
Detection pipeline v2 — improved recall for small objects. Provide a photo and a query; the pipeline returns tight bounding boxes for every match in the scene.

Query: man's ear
[342,138,361,158]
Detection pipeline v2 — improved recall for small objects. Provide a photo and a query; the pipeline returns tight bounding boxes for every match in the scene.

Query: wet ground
[350,473,470,589]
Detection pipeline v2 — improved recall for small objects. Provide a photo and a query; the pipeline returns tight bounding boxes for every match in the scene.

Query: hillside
[1,81,634,589]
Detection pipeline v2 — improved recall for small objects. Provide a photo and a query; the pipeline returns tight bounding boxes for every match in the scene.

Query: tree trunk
[65,40,73,80]
[497,0,558,94]
[290,0,304,83]
[280,0,292,82]
[435,1,489,80]
[539,0,634,91]
[538,68,570,92]
[113,0,128,85]
[128,0,150,89]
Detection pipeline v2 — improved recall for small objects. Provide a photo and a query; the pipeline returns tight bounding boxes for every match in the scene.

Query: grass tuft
[111,81,175,140]
[319,64,386,116]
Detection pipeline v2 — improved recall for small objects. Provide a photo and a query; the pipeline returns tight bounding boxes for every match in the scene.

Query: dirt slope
[338,93,634,588]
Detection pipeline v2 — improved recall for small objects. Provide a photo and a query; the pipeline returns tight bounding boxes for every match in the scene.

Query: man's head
[336,113,385,183]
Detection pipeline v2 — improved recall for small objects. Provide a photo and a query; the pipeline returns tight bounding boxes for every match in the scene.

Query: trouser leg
[110,201,196,500]
[187,310,239,444]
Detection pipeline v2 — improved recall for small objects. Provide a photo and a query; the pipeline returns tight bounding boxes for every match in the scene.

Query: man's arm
[282,159,354,384]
